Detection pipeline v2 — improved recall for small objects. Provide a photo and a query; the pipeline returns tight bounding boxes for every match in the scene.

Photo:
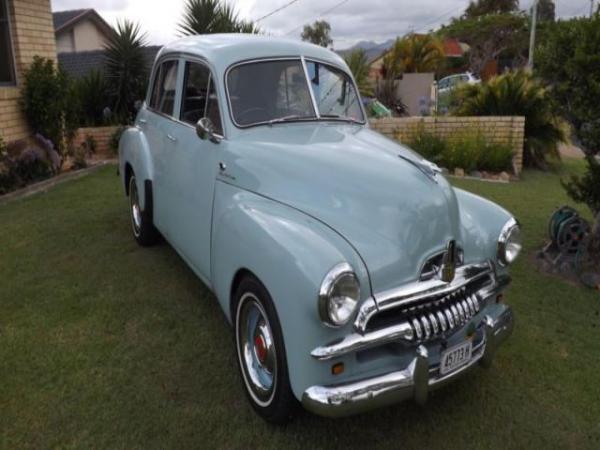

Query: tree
[343,49,373,97]
[384,34,445,74]
[452,70,566,168]
[536,0,556,22]
[440,13,528,77]
[104,20,149,122]
[536,14,600,156]
[464,0,518,18]
[178,0,259,35]
[301,20,333,48]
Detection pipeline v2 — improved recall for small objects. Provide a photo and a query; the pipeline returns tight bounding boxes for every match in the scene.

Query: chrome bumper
[302,305,513,418]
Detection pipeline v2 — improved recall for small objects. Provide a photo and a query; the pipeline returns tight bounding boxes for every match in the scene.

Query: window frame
[178,58,224,138]
[0,0,17,86]
[224,56,367,130]
[147,58,180,118]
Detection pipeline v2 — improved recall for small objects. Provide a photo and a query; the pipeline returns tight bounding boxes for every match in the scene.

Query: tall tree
[104,20,148,122]
[464,0,519,17]
[344,49,373,97]
[178,0,259,35]
[441,13,529,77]
[301,20,333,47]
[536,0,556,22]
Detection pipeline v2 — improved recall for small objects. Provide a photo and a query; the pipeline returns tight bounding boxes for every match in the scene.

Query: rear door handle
[167,134,177,142]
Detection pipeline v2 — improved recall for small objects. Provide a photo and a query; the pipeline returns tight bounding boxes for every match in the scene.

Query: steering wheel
[237,107,268,124]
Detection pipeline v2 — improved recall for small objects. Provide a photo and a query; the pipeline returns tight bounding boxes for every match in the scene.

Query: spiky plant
[178,0,259,35]
[452,70,566,168]
[385,34,446,74]
[344,49,374,97]
[75,69,111,126]
[104,20,148,122]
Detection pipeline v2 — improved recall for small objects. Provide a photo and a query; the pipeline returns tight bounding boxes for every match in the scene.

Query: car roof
[157,34,348,74]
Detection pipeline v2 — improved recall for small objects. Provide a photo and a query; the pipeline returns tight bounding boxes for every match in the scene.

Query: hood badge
[440,240,457,283]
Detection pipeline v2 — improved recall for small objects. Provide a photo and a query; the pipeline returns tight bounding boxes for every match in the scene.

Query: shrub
[75,69,112,127]
[408,129,447,164]
[563,156,600,216]
[0,141,52,195]
[21,57,75,156]
[109,126,127,155]
[452,70,565,169]
[407,128,514,173]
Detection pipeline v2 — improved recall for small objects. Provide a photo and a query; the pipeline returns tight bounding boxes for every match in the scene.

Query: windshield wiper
[320,114,363,124]
[267,115,307,126]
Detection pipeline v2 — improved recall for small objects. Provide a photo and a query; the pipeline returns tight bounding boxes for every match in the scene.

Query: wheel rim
[236,293,277,407]
[129,177,142,238]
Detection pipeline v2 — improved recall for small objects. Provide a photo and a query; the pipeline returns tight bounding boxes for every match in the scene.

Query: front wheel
[234,276,297,423]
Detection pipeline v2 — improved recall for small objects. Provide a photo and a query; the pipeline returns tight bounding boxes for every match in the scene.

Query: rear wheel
[234,276,297,424]
[128,174,159,246]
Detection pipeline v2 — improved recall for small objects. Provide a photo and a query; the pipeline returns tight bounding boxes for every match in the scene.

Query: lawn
[1,160,599,449]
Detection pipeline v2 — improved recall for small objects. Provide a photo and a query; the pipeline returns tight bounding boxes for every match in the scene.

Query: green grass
[1,161,599,449]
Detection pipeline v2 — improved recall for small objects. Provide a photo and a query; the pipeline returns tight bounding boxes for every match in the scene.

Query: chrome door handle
[167,134,177,142]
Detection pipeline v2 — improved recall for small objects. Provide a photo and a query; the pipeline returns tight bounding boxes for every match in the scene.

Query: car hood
[221,123,462,294]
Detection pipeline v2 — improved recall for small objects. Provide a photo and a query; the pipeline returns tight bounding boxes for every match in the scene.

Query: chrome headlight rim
[497,217,522,267]
[318,262,360,327]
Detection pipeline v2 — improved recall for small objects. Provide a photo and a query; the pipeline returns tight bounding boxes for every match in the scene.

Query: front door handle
[166,134,177,142]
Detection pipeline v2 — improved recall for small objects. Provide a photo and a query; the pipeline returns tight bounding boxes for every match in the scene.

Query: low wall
[73,126,121,157]
[370,116,525,174]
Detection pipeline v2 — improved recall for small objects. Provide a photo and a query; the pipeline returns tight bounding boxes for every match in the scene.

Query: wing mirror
[196,118,221,144]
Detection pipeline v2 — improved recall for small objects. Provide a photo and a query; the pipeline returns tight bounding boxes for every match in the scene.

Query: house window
[0,0,16,84]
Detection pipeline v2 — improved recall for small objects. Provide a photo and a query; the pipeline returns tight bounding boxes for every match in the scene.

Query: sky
[51,0,596,49]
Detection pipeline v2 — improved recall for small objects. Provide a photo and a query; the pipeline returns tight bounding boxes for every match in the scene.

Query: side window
[149,60,178,116]
[180,62,210,125]
[180,60,223,135]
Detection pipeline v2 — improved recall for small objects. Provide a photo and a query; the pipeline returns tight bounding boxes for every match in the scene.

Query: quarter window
[149,60,178,116]
[180,61,222,135]
[0,0,16,84]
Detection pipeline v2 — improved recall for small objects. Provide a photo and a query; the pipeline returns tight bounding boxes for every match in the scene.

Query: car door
[142,58,180,233]
[162,58,224,282]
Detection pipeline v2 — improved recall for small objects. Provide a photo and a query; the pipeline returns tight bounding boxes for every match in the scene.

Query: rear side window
[180,61,223,135]
[149,60,178,116]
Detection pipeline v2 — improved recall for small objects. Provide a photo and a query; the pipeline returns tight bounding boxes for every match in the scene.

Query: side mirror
[196,118,221,144]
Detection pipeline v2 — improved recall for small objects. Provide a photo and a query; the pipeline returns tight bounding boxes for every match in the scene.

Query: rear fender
[118,126,154,210]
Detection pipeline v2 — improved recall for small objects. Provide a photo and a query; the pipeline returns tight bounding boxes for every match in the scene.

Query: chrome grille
[406,288,482,341]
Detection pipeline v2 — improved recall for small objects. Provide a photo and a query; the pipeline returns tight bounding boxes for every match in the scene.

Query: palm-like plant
[179,0,259,35]
[452,70,566,168]
[104,20,148,122]
[384,34,446,75]
[344,49,374,97]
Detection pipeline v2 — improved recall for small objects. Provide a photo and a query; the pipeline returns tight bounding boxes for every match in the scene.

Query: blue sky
[51,0,596,49]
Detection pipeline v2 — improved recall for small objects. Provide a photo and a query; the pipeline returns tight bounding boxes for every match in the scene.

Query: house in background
[0,0,57,143]
[53,9,114,53]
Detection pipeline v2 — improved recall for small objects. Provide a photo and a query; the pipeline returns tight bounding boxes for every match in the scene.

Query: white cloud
[51,0,594,49]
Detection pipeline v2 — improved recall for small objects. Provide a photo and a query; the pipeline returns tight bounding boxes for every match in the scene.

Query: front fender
[118,126,154,210]
[455,188,514,272]
[211,181,371,400]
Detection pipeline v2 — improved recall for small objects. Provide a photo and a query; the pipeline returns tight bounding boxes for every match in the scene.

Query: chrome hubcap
[129,177,142,237]
[237,293,277,406]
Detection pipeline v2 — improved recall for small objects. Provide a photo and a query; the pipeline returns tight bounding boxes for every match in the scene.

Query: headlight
[497,218,522,266]
[318,263,360,327]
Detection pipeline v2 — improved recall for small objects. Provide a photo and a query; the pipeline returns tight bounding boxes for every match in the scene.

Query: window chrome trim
[301,56,320,120]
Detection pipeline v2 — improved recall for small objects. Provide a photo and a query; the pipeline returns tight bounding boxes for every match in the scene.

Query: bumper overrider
[302,262,514,418]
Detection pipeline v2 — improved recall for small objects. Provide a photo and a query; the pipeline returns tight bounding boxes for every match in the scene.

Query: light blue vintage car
[119,35,522,423]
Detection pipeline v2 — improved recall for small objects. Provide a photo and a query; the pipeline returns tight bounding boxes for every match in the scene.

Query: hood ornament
[440,240,457,283]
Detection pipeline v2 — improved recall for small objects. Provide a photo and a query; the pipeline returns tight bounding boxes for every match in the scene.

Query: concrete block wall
[370,116,525,174]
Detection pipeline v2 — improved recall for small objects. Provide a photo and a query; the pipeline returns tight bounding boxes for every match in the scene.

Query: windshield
[227,59,364,127]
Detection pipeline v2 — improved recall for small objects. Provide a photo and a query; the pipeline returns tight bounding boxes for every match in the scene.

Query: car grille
[365,275,491,341]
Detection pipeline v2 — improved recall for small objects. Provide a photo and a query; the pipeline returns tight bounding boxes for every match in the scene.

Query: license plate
[440,341,472,375]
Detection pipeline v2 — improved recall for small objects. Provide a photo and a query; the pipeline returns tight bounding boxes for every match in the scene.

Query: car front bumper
[301,304,513,418]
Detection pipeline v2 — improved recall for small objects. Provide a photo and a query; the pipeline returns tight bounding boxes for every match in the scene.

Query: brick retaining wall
[370,116,525,174]
[74,126,121,157]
